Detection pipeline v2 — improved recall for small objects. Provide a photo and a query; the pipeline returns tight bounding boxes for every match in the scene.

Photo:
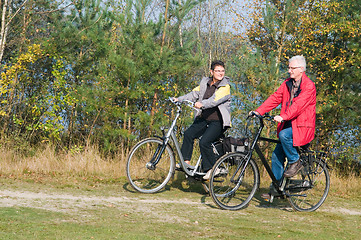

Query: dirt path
[1,189,360,216]
[0,189,203,212]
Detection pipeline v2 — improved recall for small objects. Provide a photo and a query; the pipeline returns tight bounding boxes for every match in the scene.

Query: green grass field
[0,173,360,240]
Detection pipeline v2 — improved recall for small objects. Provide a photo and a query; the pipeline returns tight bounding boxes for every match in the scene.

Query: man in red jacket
[251,55,316,197]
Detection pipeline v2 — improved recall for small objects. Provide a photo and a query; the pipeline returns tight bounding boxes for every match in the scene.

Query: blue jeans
[271,127,299,182]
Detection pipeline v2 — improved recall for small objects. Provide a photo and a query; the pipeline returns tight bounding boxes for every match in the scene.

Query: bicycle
[208,113,330,212]
[126,97,225,193]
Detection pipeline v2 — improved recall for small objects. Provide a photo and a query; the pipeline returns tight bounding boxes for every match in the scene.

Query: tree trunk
[207,0,212,67]
[0,0,9,63]
[273,10,288,91]
[178,0,183,48]
[160,0,170,54]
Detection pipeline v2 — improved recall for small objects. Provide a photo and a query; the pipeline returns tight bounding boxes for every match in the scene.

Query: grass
[0,174,360,240]
[0,145,360,239]
[1,144,359,198]
[0,145,126,178]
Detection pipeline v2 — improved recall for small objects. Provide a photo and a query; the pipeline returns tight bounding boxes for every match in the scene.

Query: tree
[0,1,79,149]
[0,0,68,64]
[232,0,361,168]
[288,0,361,152]
[0,44,76,145]
[48,0,205,153]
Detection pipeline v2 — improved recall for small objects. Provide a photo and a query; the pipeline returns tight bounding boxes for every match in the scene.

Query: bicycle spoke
[126,138,175,193]
[287,158,330,212]
[209,152,259,210]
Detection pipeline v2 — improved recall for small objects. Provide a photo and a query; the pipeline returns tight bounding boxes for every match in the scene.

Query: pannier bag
[223,136,249,153]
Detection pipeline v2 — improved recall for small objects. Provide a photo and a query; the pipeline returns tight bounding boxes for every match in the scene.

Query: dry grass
[258,165,361,199]
[0,145,127,178]
[0,144,360,199]
[328,172,361,199]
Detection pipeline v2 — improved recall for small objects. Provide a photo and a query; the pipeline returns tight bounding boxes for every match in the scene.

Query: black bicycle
[208,113,330,212]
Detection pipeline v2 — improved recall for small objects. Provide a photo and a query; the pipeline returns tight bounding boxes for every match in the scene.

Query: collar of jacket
[206,76,230,88]
[286,76,302,98]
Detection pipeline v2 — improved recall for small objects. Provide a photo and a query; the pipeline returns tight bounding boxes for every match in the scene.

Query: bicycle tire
[286,158,330,212]
[209,152,260,210]
[126,137,175,193]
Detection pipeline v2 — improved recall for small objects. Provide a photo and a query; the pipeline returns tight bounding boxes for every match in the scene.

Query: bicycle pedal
[212,179,224,183]
[263,196,274,203]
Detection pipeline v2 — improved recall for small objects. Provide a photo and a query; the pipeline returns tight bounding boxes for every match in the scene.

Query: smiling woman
[175,60,232,180]
[210,65,225,83]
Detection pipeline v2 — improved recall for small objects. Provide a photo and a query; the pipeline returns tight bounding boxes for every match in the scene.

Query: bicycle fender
[152,135,175,156]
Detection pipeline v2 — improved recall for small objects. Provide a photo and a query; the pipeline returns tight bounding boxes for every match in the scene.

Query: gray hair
[289,55,307,71]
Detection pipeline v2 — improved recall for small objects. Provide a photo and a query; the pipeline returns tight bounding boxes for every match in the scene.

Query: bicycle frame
[150,99,201,177]
[237,115,285,195]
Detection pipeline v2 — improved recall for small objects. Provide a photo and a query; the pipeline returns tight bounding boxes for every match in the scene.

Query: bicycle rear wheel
[209,152,259,210]
[126,137,175,193]
[286,158,330,212]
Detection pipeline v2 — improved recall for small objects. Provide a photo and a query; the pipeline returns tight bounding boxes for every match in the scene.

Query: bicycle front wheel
[287,159,330,212]
[126,138,175,193]
[209,152,259,210]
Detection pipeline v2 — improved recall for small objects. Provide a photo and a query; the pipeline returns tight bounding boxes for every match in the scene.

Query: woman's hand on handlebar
[180,99,202,109]
[194,102,203,109]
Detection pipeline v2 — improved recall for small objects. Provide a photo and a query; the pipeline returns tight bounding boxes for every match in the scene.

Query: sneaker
[261,193,271,200]
[203,168,227,180]
[261,192,275,203]
[176,162,193,170]
[262,183,280,201]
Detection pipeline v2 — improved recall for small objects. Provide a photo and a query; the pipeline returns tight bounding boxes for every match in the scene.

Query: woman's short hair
[211,60,225,70]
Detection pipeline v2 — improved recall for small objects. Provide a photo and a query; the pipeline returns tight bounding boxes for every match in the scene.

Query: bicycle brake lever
[183,99,194,106]
[168,97,176,103]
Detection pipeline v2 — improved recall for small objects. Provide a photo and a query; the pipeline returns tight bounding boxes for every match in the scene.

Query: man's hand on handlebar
[249,111,283,123]
[273,115,284,123]
[249,111,260,117]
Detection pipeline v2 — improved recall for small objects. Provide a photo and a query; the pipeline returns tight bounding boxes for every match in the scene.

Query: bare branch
[76,11,103,36]
[5,0,29,28]
[36,1,75,15]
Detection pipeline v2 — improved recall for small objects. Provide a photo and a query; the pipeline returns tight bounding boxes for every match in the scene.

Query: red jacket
[256,72,316,146]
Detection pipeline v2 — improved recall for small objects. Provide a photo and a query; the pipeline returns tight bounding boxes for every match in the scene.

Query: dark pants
[181,117,223,172]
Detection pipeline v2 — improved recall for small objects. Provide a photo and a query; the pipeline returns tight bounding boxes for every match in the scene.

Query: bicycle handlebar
[168,97,200,113]
[248,112,275,122]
